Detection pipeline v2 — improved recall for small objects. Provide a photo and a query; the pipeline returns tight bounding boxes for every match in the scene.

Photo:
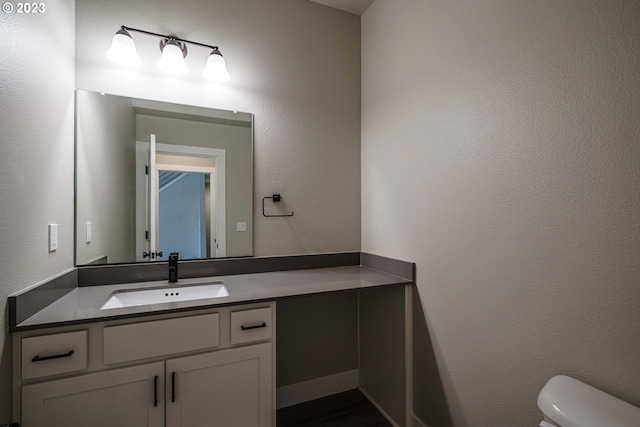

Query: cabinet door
[166,342,273,427]
[22,362,164,427]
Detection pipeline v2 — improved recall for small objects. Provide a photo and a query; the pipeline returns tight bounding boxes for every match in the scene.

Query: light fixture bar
[120,25,219,51]
[107,25,230,82]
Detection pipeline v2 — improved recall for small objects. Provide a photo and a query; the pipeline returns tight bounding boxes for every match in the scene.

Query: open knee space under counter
[10,254,415,426]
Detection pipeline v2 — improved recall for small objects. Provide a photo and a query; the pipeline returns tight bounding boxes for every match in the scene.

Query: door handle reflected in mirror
[142,251,163,259]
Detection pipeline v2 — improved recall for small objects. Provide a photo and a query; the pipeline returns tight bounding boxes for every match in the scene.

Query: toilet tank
[538,375,640,427]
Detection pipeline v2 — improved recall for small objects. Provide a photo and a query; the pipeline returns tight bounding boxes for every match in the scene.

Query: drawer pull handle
[171,372,176,403]
[32,350,74,362]
[241,322,267,331]
[154,375,158,407]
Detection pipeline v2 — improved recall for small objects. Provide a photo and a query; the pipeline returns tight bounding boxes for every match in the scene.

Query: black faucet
[168,252,179,283]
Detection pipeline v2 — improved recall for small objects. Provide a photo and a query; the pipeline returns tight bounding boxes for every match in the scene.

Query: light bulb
[157,40,189,75]
[106,29,142,67]
[202,49,230,83]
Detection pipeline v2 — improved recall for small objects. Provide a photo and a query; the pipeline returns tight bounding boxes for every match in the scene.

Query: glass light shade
[105,30,142,67]
[157,41,189,75]
[202,50,230,83]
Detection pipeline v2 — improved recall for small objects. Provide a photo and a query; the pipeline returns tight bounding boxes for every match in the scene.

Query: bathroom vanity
[16,303,273,426]
[9,253,415,427]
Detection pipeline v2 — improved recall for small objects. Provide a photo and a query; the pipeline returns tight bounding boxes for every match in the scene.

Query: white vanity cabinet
[166,343,272,426]
[22,361,165,427]
[14,302,275,427]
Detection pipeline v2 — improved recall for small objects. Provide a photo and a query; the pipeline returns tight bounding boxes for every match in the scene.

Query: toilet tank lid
[538,375,640,427]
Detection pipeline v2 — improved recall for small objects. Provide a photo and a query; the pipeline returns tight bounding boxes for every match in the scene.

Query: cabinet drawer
[22,331,88,380]
[230,307,273,345]
[104,313,219,364]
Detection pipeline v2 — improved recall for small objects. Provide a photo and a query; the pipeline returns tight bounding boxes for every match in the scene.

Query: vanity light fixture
[202,47,231,83]
[106,25,230,82]
[157,39,189,75]
[105,28,142,67]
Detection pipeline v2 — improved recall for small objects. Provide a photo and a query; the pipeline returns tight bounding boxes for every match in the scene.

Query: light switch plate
[236,222,247,232]
[48,224,58,251]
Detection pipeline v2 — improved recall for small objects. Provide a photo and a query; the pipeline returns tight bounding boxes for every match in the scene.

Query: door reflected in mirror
[158,171,211,261]
[75,90,253,266]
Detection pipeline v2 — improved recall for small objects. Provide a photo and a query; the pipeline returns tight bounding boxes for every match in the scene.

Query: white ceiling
[309,0,374,16]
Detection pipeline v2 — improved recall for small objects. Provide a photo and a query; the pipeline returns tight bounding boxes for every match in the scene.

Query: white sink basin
[100,281,229,310]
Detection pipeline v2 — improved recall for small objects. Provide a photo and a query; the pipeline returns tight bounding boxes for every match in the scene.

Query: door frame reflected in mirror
[137,140,227,261]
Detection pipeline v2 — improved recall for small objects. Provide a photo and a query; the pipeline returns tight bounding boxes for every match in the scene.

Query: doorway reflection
[158,171,212,260]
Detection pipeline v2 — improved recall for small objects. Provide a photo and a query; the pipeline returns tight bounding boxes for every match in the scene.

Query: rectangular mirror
[75,90,253,266]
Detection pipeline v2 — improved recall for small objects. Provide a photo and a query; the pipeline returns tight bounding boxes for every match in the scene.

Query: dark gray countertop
[13,265,412,331]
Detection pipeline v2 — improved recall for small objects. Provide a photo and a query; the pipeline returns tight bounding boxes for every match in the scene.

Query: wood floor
[276,389,392,427]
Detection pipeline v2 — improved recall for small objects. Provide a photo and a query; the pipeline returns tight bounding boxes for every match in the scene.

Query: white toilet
[537,375,640,427]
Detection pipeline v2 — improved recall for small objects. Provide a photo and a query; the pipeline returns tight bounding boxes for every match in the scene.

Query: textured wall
[0,1,76,422]
[362,0,640,425]
[75,0,362,257]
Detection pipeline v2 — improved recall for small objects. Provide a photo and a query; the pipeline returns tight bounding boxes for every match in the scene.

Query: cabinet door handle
[171,372,176,403]
[32,350,74,362]
[241,322,267,331]
[153,375,158,407]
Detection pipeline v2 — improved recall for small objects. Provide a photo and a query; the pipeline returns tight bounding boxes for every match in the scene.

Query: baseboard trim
[359,387,401,427]
[276,369,359,409]
[411,413,429,427]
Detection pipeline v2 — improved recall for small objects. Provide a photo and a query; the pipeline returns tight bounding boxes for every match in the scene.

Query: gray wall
[359,286,406,425]
[0,1,76,421]
[362,0,640,425]
[76,90,137,264]
[277,292,358,386]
